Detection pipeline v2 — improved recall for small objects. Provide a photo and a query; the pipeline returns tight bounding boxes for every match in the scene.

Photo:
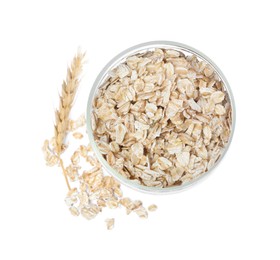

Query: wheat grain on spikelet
[54,51,85,155]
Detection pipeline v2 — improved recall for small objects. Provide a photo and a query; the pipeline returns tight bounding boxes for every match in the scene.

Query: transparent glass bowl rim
[86,40,236,195]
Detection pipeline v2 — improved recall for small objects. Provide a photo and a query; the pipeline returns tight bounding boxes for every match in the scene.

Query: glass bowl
[86,41,236,194]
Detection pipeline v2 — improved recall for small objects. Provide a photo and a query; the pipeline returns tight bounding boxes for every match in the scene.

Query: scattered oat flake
[148,204,157,212]
[134,206,148,219]
[68,114,86,132]
[73,132,83,139]
[81,207,99,220]
[69,206,80,216]
[105,218,115,230]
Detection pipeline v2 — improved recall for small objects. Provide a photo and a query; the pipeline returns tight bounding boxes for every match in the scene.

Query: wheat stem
[59,158,71,190]
[54,51,85,190]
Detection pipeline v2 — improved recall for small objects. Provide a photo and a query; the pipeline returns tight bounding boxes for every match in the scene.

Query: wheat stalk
[54,51,85,190]
[54,51,85,155]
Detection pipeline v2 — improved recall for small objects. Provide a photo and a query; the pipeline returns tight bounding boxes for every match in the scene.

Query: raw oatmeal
[91,48,232,188]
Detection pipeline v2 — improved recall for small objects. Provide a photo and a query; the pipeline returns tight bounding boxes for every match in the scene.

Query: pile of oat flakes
[91,48,232,188]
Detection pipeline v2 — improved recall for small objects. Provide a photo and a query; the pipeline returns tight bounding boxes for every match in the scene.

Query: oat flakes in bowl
[87,41,235,194]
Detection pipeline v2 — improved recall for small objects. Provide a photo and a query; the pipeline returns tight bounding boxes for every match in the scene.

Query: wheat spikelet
[54,51,85,155]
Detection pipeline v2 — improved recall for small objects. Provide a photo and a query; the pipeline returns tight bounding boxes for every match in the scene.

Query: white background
[0,0,279,259]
